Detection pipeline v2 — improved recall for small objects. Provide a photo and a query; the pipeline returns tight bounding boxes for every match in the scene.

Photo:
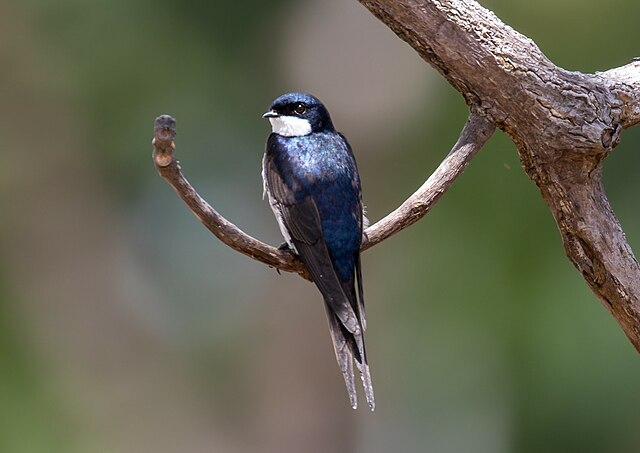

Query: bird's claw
[274,242,295,276]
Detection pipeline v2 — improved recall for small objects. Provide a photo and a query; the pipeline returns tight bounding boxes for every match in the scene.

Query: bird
[261,92,374,410]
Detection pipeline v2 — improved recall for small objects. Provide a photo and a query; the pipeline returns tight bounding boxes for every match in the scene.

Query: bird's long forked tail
[324,305,375,411]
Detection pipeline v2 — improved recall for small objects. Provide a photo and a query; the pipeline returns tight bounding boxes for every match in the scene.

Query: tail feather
[324,304,375,411]
[325,306,358,408]
[352,327,375,411]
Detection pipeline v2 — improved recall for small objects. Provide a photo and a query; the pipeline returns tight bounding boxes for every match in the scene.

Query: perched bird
[261,92,374,410]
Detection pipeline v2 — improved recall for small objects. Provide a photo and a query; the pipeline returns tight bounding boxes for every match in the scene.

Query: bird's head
[263,92,334,137]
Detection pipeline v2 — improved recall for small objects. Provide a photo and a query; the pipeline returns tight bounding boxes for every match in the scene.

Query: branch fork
[153,0,640,353]
[152,113,494,280]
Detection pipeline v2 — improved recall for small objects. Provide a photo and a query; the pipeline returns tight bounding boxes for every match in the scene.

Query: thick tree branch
[357,0,640,351]
[600,60,640,128]
[152,113,493,278]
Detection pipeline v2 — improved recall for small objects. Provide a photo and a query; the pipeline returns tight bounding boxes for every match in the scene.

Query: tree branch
[152,115,308,279]
[357,0,640,351]
[362,113,494,250]
[600,60,640,128]
[152,112,494,278]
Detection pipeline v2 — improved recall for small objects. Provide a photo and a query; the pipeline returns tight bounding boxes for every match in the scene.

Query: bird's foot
[275,242,296,276]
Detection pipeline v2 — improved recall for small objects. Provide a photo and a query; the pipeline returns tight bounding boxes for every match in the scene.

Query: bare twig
[362,113,494,250]
[152,115,308,279]
[152,112,493,276]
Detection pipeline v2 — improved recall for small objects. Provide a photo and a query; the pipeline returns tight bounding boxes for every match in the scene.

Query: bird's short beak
[262,110,279,119]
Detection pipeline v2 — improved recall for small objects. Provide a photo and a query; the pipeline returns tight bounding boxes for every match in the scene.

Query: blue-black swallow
[262,92,374,410]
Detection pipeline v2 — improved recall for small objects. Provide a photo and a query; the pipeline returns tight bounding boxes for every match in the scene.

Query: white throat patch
[269,115,312,137]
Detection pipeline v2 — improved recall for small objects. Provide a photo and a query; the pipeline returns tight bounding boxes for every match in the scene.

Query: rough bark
[357,0,640,350]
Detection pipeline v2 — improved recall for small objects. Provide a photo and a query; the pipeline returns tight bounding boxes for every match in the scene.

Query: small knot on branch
[153,114,177,167]
[601,123,621,150]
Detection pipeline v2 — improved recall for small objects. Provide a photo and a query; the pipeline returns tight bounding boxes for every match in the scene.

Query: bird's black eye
[293,102,307,115]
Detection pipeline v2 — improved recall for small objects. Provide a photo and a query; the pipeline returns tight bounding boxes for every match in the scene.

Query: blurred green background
[2,0,640,452]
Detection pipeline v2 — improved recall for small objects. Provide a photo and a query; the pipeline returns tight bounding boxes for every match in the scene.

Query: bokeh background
[2,0,640,452]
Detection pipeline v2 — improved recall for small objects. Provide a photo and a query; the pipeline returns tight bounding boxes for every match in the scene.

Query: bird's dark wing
[354,254,366,331]
[264,156,360,334]
[338,133,367,330]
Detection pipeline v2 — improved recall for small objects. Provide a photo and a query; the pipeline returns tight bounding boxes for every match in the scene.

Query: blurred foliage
[2,0,640,452]
[0,284,70,452]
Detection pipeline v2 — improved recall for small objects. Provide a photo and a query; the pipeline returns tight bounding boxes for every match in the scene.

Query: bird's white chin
[269,116,312,137]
